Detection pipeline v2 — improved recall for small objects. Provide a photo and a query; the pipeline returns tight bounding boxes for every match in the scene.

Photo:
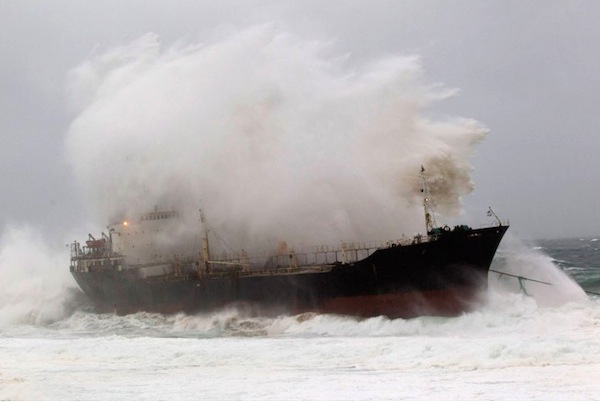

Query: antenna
[420,166,438,234]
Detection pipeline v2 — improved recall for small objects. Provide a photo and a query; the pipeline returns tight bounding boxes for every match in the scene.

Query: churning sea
[1,234,600,401]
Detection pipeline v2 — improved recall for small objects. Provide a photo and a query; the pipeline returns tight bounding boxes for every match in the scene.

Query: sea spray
[0,224,80,326]
[65,25,487,252]
[488,232,588,307]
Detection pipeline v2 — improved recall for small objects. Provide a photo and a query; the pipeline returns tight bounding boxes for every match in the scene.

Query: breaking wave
[0,224,83,327]
[489,233,589,307]
[38,288,597,342]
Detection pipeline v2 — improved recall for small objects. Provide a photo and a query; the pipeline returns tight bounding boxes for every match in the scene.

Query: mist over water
[65,25,486,250]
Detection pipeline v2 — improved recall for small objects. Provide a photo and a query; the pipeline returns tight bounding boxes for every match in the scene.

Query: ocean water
[2,235,600,400]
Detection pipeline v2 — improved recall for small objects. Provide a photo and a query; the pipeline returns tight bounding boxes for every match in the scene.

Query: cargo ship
[69,169,508,319]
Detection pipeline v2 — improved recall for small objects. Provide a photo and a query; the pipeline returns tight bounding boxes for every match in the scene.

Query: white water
[2,293,599,400]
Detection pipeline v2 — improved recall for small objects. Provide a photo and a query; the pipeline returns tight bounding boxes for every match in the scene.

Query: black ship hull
[71,225,508,319]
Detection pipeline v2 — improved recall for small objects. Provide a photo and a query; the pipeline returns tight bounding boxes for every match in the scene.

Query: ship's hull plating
[71,226,508,319]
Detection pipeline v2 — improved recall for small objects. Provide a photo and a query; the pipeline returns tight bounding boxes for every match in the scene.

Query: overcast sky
[2,0,600,242]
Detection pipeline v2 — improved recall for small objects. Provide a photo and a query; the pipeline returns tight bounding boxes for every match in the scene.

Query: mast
[420,165,438,234]
[487,206,502,226]
[199,208,210,274]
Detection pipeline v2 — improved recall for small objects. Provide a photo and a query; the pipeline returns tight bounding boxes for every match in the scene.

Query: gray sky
[2,0,600,242]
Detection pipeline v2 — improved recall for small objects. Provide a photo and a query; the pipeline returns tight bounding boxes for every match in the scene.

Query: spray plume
[489,233,588,307]
[0,225,79,326]
[66,25,487,251]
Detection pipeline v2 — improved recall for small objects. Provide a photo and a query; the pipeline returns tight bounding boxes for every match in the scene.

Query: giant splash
[65,25,487,251]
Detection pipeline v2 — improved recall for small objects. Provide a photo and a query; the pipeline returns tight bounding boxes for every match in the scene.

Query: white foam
[4,295,600,400]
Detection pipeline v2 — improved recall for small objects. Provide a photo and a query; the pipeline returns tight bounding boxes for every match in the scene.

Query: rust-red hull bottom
[315,288,484,319]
